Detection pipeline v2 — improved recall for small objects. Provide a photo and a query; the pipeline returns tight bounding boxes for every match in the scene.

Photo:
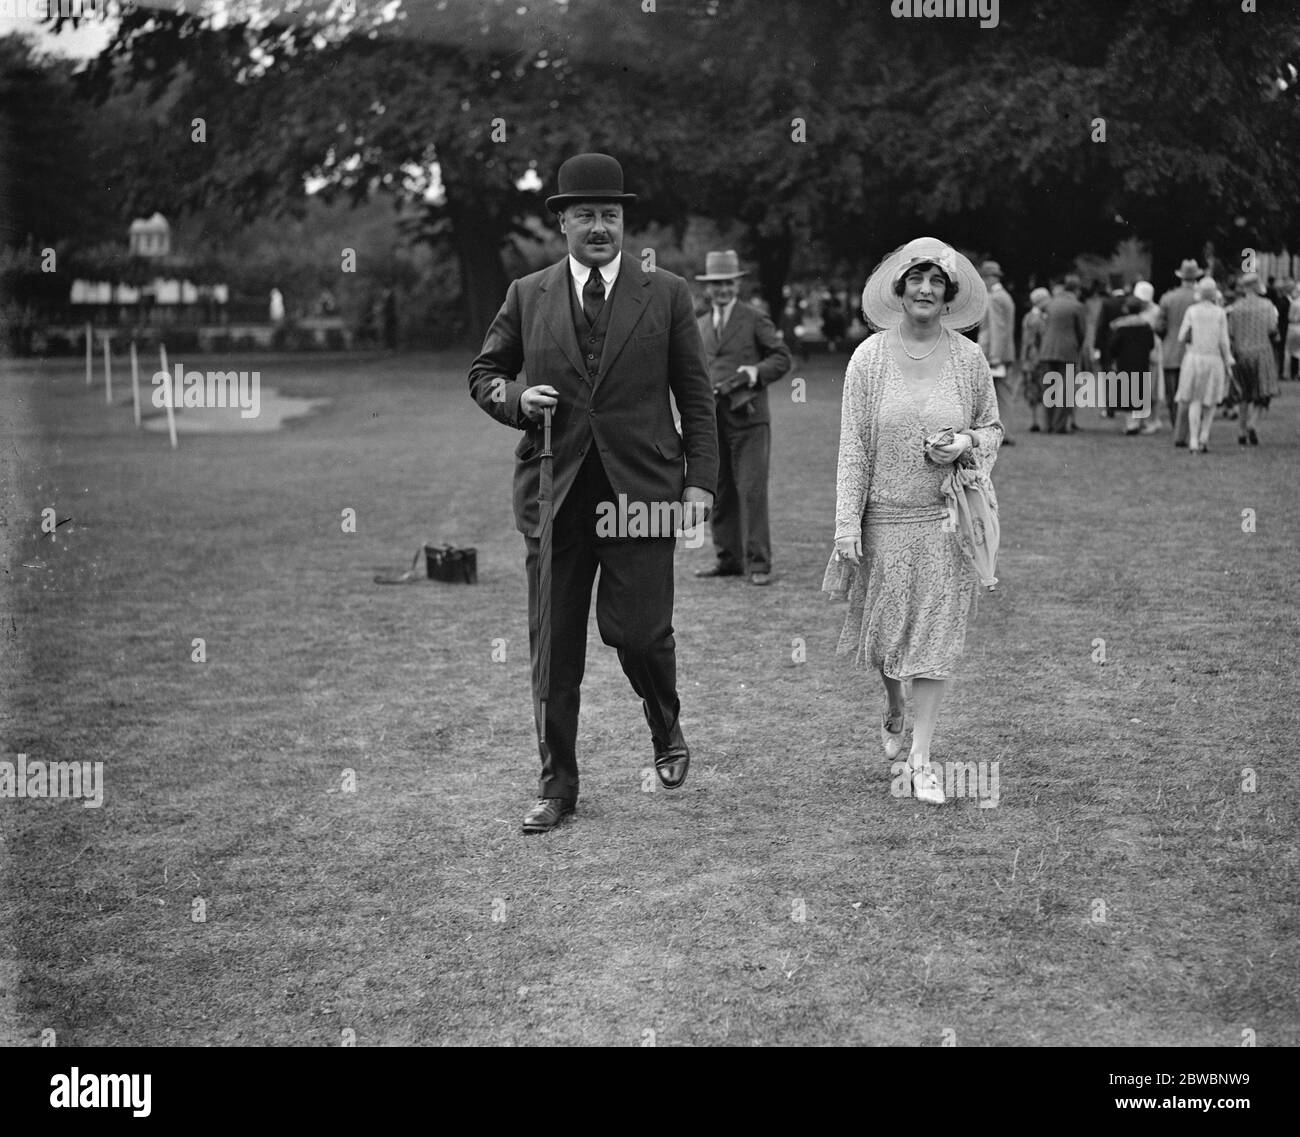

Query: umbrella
[939,462,1000,592]
[535,406,555,743]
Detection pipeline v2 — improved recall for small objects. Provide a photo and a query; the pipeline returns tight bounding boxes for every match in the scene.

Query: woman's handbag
[373,544,478,584]
[820,546,857,599]
[425,544,478,584]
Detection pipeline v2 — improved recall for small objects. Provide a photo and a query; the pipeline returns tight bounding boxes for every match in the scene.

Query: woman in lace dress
[826,238,1003,805]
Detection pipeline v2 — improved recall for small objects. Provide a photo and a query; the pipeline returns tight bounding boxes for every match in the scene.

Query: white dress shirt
[568,253,621,307]
[712,297,738,332]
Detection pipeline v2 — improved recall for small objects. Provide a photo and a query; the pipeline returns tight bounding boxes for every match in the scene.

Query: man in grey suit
[692,251,793,586]
[1038,275,1088,434]
[978,259,1018,445]
[1156,260,1202,447]
[468,154,718,833]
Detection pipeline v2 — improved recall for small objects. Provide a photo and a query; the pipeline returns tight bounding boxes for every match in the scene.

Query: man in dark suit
[468,154,718,834]
[692,251,792,586]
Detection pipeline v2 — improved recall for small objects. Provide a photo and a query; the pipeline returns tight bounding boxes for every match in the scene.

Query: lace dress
[830,332,1003,679]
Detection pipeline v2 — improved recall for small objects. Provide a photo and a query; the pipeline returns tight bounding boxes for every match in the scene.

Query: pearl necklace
[897,325,946,361]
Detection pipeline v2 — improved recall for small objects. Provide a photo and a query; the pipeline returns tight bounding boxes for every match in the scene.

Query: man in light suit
[692,251,793,586]
[468,154,718,833]
[978,259,1017,445]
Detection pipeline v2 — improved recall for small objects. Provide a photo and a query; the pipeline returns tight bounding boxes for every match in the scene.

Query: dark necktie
[583,268,606,326]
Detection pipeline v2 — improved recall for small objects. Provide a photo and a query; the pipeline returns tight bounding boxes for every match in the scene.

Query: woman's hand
[927,433,971,465]
[834,535,862,565]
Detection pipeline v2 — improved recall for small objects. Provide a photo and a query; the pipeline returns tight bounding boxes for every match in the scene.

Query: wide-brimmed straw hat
[545,153,637,213]
[861,237,988,331]
[695,250,747,281]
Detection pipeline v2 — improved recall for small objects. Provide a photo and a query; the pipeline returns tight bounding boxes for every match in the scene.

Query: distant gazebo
[128,213,171,258]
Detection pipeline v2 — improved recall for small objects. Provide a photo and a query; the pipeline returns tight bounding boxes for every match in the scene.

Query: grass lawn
[1,346,1297,1046]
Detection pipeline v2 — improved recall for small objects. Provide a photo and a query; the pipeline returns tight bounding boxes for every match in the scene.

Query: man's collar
[714,296,738,318]
[568,252,621,285]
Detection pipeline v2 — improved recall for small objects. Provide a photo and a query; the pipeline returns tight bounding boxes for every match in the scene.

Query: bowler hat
[1175,259,1203,281]
[545,153,637,213]
[695,250,748,281]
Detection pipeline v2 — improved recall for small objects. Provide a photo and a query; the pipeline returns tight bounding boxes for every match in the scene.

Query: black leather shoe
[695,564,743,578]
[522,798,575,834]
[653,741,690,789]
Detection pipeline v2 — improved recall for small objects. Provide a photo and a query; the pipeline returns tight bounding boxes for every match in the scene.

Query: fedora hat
[545,153,637,213]
[695,250,748,281]
[861,237,988,331]
[1175,259,1203,281]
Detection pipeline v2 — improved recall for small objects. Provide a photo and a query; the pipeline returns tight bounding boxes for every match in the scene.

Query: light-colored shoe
[881,710,904,759]
[912,763,946,805]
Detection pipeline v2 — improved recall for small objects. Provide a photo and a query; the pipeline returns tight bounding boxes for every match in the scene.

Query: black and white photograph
[0,0,1295,1100]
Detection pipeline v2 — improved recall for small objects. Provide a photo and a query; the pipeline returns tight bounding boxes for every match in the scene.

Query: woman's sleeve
[834,350,871,541]
[966,350,1004,470]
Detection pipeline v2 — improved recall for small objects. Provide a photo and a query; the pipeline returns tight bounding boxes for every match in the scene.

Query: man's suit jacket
[1156,284,1197,369]
[696,301,794,429]
[468,257,718,537]
[1038,292,1088,362]
[978,284,1016,366]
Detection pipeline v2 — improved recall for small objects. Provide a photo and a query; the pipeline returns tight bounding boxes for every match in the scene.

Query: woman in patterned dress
[1226,272,1281,445]
[825,238,1003,805]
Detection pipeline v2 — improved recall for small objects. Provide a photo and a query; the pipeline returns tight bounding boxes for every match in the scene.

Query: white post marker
[102,335,113,405]
[159,343,177,449]
[130,340,141,427]
[85,323,93,386]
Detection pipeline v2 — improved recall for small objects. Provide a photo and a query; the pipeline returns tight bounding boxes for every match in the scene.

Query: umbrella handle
[542,405,553,457]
